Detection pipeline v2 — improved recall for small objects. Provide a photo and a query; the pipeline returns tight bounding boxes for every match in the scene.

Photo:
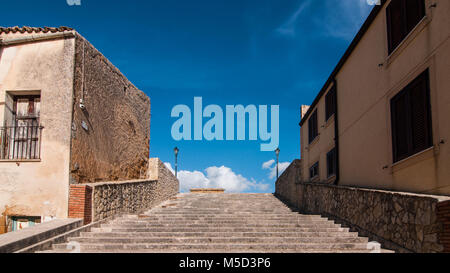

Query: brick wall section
[68,185,92,225]
[437,200,450,252]
[275,160,450,253]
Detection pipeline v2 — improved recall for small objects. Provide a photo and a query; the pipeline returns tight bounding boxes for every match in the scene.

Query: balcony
[0,126,43,161]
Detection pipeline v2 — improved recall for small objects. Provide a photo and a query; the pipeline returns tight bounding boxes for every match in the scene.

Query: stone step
[67,236,368,244]
[80,231,359,238]
[100,223,340,229]
[91,227,350,233]
[109,219,332,225]
[134,214,317,218]
[52,242,372,251]
[38,193,389,253]
[128,216,323,220]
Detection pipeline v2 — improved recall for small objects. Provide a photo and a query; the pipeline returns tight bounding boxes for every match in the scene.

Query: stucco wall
[87,158,179,221]
[300,84,336,183]
[69,34,150,184]
[0,36,75,220]
[276,161,450,253]
[300,0,450,195]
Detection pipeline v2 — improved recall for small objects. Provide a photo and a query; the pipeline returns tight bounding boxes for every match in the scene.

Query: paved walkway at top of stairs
[39,193,394,253]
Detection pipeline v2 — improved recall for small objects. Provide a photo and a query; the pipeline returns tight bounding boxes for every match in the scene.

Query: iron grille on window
[0,126,43,160]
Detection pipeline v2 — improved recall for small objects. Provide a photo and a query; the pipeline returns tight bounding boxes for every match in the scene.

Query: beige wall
[0,36,75,220]
[301,0,450,195]
[300,85,336,183]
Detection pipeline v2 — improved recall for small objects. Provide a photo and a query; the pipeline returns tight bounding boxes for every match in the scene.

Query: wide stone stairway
[40,193,390,253]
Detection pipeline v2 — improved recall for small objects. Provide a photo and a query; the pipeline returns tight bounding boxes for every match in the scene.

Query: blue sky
[2,0,373,193]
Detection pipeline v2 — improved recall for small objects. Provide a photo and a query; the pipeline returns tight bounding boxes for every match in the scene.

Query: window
[386,0,425,54]
[325,86,336,121]
[11,216,41,232]
[391,69,432,163]
[1,94,42,160]
[327,148,337,177]
[309,162,319,180]
[308,110,318,143]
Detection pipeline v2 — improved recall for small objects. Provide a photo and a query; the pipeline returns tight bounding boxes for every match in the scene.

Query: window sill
[323,115,335,129]
[0,159,41,163]
[385,16,431,68]
[307,135,320,149]
[327,174,336,183]
[391,146,435,173]
[310,176,320,183]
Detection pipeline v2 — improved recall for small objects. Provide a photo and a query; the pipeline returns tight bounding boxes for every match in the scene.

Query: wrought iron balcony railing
[0,126,43,160]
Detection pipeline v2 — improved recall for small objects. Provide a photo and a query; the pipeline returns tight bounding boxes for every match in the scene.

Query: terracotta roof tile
[0,26,73,35]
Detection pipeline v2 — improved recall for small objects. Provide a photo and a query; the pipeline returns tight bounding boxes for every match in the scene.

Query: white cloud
[164,163,270,193]
[262,159,275,169]
[315,0,373,40]
[275,0,312,37]
[262,159,291,179]
[275,0,372,41]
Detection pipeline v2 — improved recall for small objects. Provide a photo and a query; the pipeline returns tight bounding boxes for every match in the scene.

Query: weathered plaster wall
[70,35,150,184]
[276,161,450,253]
[0,36,75,220]
[86,158,179,221]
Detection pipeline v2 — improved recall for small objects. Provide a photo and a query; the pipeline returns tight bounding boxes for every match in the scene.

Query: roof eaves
[299,1,386,127]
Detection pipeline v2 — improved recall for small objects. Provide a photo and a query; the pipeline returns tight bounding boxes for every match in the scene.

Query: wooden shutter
[327,148,336,177]
[309,110,318,143]
[387,0,425,54]
[406,0,425,33]
[386,0,407,54]
[391,91,410,161]
[325,87,336,121]
[391,70,432,162]
[409,71,432,154]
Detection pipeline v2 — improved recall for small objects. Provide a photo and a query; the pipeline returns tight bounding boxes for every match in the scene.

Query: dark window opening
[308,110,318,144]
[325,86,336,121]
[391,69,432,163]
[309,162,319,180]
[327,148,337,178]
[1,94,42,160]
[386,0,425,54]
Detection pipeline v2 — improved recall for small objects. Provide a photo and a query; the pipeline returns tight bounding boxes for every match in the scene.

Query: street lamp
[174,147,179,178]
[275,148,280,180]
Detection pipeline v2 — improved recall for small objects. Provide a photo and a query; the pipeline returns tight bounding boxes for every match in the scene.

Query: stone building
[0,27,151,233]
[299,0,450,195]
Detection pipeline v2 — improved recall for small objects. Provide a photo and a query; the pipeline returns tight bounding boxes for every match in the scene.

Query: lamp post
[275,148,280,180]
[174,147,179,178]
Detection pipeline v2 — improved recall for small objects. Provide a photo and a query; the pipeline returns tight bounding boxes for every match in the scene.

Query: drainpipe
[333,79,340,185]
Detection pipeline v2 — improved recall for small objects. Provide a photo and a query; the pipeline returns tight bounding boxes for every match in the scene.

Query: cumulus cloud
[262,159,291,179]
[164,163,270,193]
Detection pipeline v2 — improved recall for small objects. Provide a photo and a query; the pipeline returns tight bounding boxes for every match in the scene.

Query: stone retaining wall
[275,160,450,253]
[69,158,179,223]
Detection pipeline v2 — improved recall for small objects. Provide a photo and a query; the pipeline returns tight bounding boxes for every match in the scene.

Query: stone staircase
[39,193,392,253]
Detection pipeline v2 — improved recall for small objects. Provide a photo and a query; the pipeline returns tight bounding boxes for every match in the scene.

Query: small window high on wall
[308,110,318,144]
[386,0,425,54]
[391,69,432,163]
[325,86,336,121]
